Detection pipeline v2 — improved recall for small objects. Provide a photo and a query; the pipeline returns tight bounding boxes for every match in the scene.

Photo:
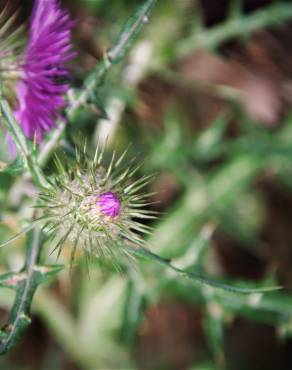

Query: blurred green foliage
[1,0,292,369]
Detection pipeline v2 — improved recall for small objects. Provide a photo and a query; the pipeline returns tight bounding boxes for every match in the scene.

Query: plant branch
[178,2,292,58]
[0,227,62,354]
[0,227,41,354]
[38,0,158,167]
[0,83,47,188]
[128,245,280,294]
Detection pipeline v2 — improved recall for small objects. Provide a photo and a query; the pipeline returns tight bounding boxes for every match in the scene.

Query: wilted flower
[14,0,75,142]
[37,146,155,265]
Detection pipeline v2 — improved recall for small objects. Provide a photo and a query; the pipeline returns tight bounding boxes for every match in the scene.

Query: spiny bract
[37,146,156,265]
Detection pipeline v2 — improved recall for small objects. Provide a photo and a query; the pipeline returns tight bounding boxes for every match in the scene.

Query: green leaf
[121,279,145,344]
[88,91,109,120]
[31,264,64,285]
[0,228,62,354]
[127,245,281,294]
[0,266,62,291]
[0,272,26,290]
[193,114,228,162]
[0,157,23,175]
[203,301,226,366]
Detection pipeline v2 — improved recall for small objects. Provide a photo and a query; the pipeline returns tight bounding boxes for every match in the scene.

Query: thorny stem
[38,0,158,167]
[0,227,42,354]
[0,82,47,188]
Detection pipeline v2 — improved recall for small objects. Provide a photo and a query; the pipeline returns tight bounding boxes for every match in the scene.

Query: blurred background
[1,0,292,369]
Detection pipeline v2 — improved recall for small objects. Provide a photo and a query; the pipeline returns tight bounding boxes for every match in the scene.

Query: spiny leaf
[0,224,33,249]
[0,157,24,175]
[88,91,109,120]
[0,228,62,354]
[127,245,281,294]
[0,272,26,290]
[0,265,62,291]
[32,264,64,285]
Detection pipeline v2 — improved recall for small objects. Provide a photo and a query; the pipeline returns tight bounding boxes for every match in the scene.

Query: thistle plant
[0,0,288,360]
[0,0,161,353]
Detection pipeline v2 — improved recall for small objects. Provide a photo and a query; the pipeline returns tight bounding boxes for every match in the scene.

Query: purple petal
[97,192,121,218]
[12,0,75,144]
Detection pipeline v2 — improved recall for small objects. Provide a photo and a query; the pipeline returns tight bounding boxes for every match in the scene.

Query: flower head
[97,191,121,218]
[37,146,155,265]
[14,0,75,142]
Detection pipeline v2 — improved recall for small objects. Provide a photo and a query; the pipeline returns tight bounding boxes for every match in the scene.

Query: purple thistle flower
[14,0,75,142]
[97,191,121,218]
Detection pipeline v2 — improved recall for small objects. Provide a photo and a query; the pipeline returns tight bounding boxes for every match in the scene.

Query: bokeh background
[1,0,292,369]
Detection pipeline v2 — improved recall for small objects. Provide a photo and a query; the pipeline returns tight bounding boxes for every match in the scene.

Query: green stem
[107,0,157,63]
[178,2,292,57]
[128,245,280,294]
[38,120,66,167]
[38,0,158,167]
[0,84,47,188]
[0,227,43,354]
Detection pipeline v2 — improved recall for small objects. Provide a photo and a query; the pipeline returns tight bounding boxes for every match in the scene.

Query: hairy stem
[0,83,47,188]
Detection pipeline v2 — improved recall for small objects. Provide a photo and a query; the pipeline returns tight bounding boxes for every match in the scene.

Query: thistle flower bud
[37,146,155,264]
